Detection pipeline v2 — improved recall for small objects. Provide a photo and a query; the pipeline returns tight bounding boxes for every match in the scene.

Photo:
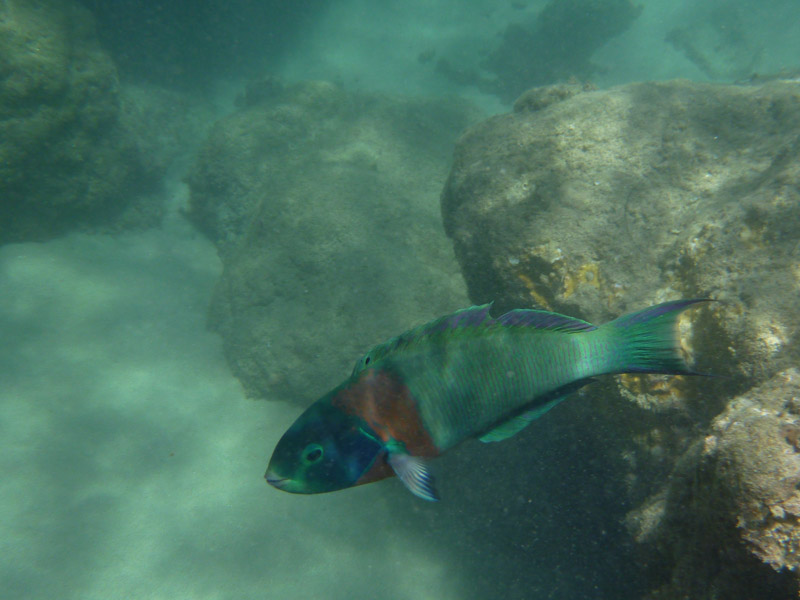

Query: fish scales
[386,327,585,451]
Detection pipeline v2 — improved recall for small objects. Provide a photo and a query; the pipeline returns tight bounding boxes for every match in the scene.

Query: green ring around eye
[302,443,324,465]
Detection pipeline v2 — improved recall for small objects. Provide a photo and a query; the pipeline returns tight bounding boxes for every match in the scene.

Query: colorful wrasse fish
[266,299,708,501]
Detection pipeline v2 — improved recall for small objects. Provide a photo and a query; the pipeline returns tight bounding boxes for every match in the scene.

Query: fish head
[265,395,386,495]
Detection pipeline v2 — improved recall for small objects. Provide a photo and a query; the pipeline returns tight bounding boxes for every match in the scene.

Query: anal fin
[479,378,596,443]
[479,400,562,442]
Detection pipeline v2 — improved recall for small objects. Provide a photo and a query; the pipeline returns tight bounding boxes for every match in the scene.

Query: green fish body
[266,299,707,501]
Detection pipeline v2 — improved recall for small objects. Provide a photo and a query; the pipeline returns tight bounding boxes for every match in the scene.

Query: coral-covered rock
[440,78,800,598]
[0,0,163,244]
[627,370,800,598]
[441,78,800,388]
[187,81,477,402]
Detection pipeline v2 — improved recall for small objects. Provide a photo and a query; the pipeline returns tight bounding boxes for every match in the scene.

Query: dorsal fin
[351,304,596,376]
[496,309,596,332]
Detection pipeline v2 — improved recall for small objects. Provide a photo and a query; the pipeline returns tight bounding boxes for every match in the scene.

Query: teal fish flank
[266,299,709,501]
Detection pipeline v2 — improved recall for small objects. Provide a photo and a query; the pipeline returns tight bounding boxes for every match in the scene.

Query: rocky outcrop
[187,81,477,403]
[627,370,800,599]
[0,0,166,244]
[440,78,800,598]
[442,79,800,386]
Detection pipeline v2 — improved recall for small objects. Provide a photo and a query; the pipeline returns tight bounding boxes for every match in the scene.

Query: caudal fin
[598,299,711,375]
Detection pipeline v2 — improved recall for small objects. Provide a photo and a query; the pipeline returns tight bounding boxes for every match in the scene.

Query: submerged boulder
[0,0,165,244]
[188,81,477,403]
[439,78,800,598]
[627,369,800,598]
[442,78,800,388]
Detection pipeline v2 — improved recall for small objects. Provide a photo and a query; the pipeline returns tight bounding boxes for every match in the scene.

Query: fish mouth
[265,470,289,489]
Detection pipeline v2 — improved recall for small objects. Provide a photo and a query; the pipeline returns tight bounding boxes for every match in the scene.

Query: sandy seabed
[0,197,460,600]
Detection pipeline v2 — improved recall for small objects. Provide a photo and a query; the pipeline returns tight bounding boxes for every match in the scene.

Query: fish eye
[302,443,324,465]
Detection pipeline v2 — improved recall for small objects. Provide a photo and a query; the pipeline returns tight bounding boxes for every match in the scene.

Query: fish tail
[595,299,711,375]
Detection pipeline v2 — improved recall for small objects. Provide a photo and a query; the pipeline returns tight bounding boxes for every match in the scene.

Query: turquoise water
[2,1,800,599]
[0,202,466,600]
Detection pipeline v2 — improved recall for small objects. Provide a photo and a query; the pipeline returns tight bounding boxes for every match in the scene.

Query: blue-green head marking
[265,394,386,495]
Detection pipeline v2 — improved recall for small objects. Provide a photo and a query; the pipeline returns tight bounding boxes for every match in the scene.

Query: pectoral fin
[388,452,439,502]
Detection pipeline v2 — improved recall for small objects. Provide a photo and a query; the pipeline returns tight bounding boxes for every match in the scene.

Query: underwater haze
[0,190,468,600]
[2,1,800,599]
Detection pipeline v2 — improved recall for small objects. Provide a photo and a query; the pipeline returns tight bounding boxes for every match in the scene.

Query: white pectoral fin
[388,452,439,502]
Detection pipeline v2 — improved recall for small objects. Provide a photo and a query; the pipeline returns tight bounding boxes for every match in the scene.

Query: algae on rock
[439,78,800,599]
[627,370,800,599]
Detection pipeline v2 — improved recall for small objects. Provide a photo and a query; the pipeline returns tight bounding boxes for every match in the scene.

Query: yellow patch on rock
[516,273,552,309]
[562,262,601,299]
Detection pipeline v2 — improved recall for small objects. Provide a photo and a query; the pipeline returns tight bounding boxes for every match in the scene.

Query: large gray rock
[0,0,165,244]
[442,79,800,387]
[439,78,800,599]
[627,370,800,598]
[187,81,477,403]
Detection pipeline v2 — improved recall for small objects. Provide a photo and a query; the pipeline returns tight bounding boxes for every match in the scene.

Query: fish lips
[264,469,305,493]
[265,469,288,489]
